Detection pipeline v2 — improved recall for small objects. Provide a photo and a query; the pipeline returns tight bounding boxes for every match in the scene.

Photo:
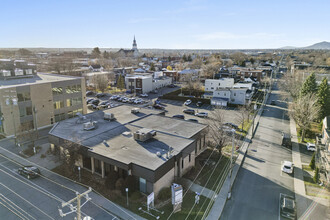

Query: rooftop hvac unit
[83,121,97,130]
[131,108,140,114]
[156,151,161,157]
[133,128,157,142]
[104,113,115,121]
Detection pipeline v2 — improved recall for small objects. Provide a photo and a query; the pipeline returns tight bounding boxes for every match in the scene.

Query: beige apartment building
[0,72,87,137]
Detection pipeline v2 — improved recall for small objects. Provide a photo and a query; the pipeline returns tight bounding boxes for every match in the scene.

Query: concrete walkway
[0,138,144,220]
[181,178,216,199]
[289,117,330,220]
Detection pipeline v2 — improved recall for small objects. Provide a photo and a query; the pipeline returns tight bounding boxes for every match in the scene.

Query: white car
[195,112,208,118]
[184,99,192,106]
[282,161,294,174]
[306,143,316,151]
[140,93,148,97]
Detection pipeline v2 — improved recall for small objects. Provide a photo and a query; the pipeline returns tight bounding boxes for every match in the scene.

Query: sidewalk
[289,116,310,219]
[0,138,144,220]
[181,178,216,199]
[206,94,266,220]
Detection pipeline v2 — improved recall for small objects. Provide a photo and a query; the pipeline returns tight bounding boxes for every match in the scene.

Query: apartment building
[0,70,87,136]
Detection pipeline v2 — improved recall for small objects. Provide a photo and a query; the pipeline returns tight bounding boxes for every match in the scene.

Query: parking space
[299,143,315,164]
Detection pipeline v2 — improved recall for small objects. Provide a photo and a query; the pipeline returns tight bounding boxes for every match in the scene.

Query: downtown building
[0,59,87,136]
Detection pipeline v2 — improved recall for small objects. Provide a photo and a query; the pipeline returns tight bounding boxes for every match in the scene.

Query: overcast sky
[1,0,329,49]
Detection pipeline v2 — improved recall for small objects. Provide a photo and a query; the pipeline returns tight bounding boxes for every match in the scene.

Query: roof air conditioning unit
[156,151,161,157]
[133,128,157,142]
[83,121,97,130]
[104,113,115,121]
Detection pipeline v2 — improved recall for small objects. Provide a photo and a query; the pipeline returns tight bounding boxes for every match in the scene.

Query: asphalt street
[220,85,295,220]
[0,153,117,220]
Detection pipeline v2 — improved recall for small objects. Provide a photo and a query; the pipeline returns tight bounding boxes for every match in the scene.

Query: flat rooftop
[0,73,82,88]
[86,124,193,170]
[49,105,207,170]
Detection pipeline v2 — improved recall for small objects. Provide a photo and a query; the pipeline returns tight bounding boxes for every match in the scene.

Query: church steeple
[132,35,137,51]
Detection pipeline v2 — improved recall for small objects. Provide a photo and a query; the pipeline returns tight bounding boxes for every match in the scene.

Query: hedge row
[161,89,210,104]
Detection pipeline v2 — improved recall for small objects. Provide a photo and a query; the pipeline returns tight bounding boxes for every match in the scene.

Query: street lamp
[78,166,81,182]
[125,188,129,207]
[6,98,18,146]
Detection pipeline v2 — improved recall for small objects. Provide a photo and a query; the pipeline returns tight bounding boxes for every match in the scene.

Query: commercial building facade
[48,105,208,196]
[0,72,87,136]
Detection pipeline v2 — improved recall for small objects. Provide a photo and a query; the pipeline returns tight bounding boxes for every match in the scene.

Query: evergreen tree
[300,73,318,97]
[150,63,155,71]
[117,75,125,90]
[313,167,319,183]
[182,54,187,62]
[187,55,192,62]
[317,77,330,120]
[91,47,101,58]
[309,152,316,170]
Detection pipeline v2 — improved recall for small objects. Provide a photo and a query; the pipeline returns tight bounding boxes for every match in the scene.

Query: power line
[0,193,36,220]
[0,182,55,220]
[167,147,217,220]
[59,187,92,220]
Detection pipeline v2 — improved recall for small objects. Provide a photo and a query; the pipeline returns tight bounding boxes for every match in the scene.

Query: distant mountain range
[280,41,330,50]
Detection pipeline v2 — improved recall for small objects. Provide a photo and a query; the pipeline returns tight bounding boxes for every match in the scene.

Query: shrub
[40,154,46,158]
[130,191,142,200]
[157,187,171,201]
[313,167,320,183]
[309,152,316,170]
[115,178,125,192]
[105,171,119,190]
[124,176,136,194]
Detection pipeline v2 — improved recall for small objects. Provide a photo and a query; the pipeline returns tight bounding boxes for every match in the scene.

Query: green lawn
[296,122,321,143]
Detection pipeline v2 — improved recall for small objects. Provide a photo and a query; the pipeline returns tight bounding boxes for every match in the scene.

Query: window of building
[53,101,64,109]
[17,92,31,102]
[66,99,72,107]
[52,87,63,95]
[211,87,214,90]
[66,86,74,94]
[182,158,184,169]
[189,154,191,162]
[139,177,147,193]
[72,97,82,106]
[94,158,102,174]
[83,156,92,170]
[224,93,226,96]
[234,93,236,96]
[26,106,32,116]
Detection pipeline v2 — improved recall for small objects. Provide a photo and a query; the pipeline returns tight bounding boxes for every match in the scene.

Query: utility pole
[59,187,92,220]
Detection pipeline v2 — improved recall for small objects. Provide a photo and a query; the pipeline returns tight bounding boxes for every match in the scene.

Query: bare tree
[17,123,37,148]
[289,93,320,142]
[201,63,220,79]
[92,75,108,92]
[236,105,252,132]
[278,72,304,101]
[206,107,231,154]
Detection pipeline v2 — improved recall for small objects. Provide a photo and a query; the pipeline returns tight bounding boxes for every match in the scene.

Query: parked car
[86,91,94,96]
[167,84,176,88]
[183,109,195,115]
[98,101,110,109]
[187,118,199,123]
[18,166,41,179]
[280,194,296,220]
[270,100,276,105]
[173,114,185,120]
[86,98,94,104]
[110,95,119,100]
[96,93,106,98]
[153,104,165,110]
[224,122,239,130]
[196,101,203,107]
[128,98,135,104]
[91,99,100,105]
[150,90,158,94]
[122,98,129,103]
[281,132,292,148]
[184,99,192,106]
[87,104,98,110]
[140,93,148,97]
[281,161,294,174]
[195,112,208,118]
[306,143,316,151]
